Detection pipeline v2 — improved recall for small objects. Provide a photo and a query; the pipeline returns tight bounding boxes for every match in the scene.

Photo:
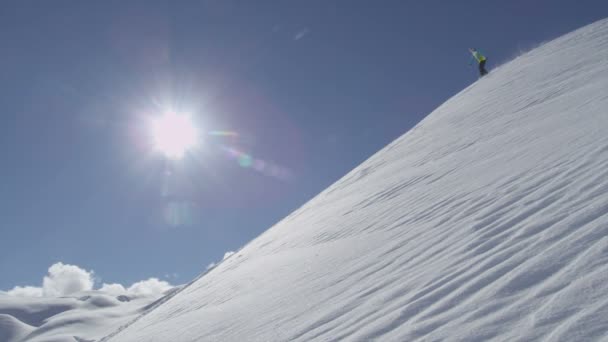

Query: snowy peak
[106,18,608,341]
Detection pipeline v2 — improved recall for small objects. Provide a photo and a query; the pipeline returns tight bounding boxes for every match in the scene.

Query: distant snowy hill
[105,19,608,341]
[0,291,163,342]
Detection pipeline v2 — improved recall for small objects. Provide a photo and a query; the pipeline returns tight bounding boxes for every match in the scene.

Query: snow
[0,314,34,342]
[0,261,177,341]
[100,18,608,342]
[0,291,165,342]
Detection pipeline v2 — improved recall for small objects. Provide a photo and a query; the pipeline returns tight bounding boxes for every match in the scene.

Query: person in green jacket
[469,48,488,76]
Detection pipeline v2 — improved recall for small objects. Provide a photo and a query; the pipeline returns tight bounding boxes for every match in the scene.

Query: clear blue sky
[1,1,606,289]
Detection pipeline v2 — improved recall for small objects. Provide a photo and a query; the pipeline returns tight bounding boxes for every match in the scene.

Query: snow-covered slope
[0,291,164,342]
[0,314,34,342]
[105,19,608,341]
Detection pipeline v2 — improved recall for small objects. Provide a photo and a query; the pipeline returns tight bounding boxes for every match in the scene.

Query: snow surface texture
[105,19,608,341]
[0,291,164,342]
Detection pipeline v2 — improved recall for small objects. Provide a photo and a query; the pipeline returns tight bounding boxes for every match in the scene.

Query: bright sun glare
[150,112,199,159]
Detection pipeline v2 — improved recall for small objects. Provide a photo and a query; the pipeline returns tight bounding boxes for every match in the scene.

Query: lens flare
[238,154,253,168]
[163,201,195,227]
[219,145,291,180]
[208,131,239,137]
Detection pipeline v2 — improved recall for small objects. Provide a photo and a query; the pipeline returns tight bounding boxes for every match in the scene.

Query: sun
[150,112,199,159]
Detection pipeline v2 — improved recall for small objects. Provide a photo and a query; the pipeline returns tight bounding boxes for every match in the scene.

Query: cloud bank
[6,262,173,298]
[101,278,172,297]
[6,285,44,298]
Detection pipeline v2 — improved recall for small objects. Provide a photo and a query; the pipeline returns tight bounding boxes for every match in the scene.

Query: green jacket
[471,50,486,63]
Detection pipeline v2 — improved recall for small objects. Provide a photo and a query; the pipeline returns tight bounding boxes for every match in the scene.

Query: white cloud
[206,251,236,271]
[7,285,44,297]
[42,262,95,297]
[100,278,172,297]
[223,251,235,260]
[127,278,172,297]
[99,283,128,296]
[6,262,94,298]
[5,263,175,298]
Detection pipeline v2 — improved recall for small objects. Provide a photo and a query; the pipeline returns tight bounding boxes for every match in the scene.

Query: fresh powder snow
[106,18,607,341]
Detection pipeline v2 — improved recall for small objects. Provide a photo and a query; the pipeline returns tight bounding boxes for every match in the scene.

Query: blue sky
[1,1,606,290]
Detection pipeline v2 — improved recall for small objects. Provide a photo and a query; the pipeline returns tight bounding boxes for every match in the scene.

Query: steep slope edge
[107,18,608,341]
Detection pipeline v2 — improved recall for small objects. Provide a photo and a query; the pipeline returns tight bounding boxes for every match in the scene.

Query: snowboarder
[469,48,488,77]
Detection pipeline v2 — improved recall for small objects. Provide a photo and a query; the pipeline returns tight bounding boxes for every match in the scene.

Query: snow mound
[105,18,608,341]
[0,296,78,327]
[0,291,164,342]
[79,294,120,308]
[0,314,34,342]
